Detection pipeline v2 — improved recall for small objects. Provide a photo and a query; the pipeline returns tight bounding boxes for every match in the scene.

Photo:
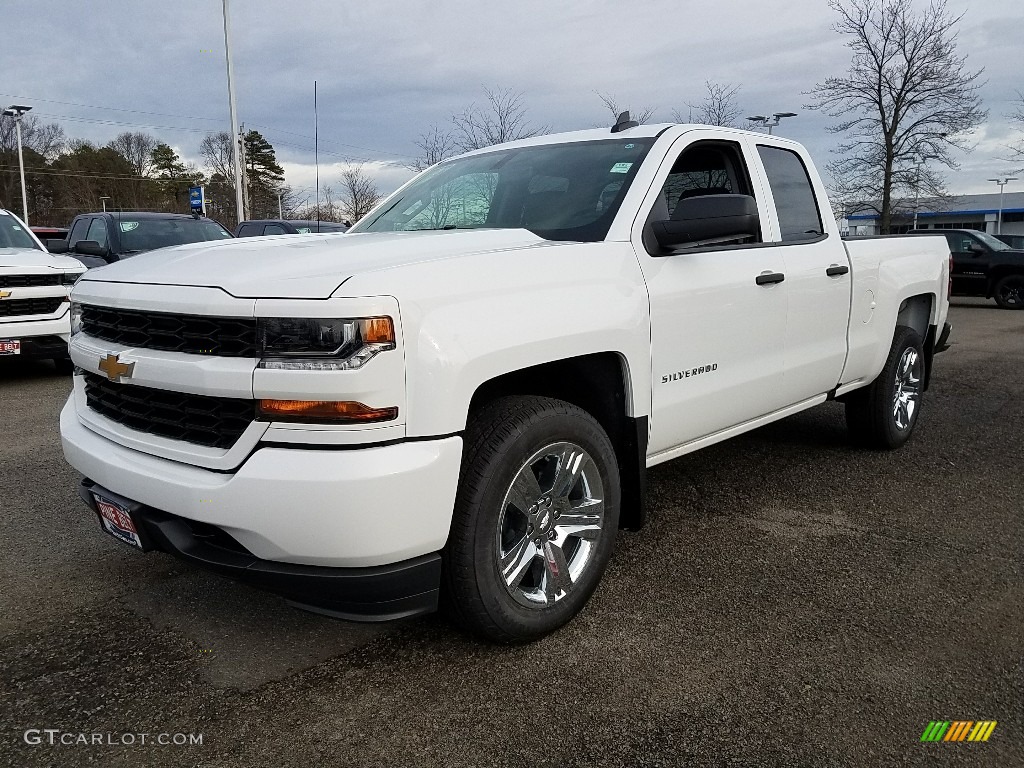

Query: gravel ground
[1,300,1021,767]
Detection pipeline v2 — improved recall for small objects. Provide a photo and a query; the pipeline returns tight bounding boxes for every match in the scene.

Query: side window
[661,144,748,215]
[236,224,259,237]
[68,218,89,247]
[644,141,759,252]
[86,218,108,248]
[263,223,287,235]
[757,146,824,242]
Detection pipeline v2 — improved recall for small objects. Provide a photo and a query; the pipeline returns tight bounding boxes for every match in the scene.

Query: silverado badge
[0,290,11,299]
[98,353,135,382]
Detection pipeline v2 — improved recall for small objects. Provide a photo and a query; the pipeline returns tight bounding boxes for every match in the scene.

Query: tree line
[0,121,377,229]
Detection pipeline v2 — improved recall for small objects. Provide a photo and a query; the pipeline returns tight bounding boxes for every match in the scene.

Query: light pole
[988,177,1018,235]
[221,0,245,224]
[746,112,798,135]
[277,191,283,219]
[3,104,32,224]
[100,196,112,212]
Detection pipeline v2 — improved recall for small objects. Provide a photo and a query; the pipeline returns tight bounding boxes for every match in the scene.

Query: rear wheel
[845,325,924,449]
[993,274,1024,309]
[443,396,620,643]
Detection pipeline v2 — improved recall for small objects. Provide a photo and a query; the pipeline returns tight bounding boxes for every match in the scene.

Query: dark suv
[47,212,234,268]
[234,219,349,237]
[909,228,1024,309]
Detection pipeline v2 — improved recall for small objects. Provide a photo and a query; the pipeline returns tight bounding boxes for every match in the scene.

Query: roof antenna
[611,111,639,133]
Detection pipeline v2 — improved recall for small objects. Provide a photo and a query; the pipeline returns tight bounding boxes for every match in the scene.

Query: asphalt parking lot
[2,300,1021,768]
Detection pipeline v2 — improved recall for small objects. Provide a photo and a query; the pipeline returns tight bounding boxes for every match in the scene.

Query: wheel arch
[467,352,648,530]
[896,293,935,391]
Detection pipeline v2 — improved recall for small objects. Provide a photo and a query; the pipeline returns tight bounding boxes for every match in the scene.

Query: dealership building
[845,191,1024,236]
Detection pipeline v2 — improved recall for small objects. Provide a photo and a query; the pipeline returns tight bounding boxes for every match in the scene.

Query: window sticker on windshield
[610,162,633,174]
[624,144,635,149]
[120,221,140,232]
[12,225,23,231]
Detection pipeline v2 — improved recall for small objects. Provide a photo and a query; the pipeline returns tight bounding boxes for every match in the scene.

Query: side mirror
[653,194,760,250]
[74,240,112,260]
[46,239,69,254]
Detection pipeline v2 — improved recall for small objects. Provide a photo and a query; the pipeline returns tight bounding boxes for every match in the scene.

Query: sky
[2,0,1022,207]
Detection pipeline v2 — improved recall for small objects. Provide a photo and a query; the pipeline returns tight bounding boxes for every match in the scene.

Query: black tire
[993,274,1024,310]
[53,356,74,374]
[442,396,620,643]
[845,325,925,449]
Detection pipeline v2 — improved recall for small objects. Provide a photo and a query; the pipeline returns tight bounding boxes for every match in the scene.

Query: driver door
[634,133,790,457]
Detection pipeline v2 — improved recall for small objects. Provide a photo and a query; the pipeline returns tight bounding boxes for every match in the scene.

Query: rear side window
[237,224,260,237]
[757,146,823,242]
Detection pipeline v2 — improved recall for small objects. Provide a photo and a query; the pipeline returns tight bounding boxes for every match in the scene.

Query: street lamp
[988,177,1018,235]
[99,196,112,212]
[746,112,798,135]
[2,104,32,224]
[221,0,246,224]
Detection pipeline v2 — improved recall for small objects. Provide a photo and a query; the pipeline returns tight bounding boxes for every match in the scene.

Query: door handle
[755,271,785,286]
[826,264,850,277]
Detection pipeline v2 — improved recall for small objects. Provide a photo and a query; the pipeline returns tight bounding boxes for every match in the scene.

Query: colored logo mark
[920,721,997,742]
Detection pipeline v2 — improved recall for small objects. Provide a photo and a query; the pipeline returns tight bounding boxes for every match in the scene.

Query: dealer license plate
[0,339,21,355]
[94,493,143,549]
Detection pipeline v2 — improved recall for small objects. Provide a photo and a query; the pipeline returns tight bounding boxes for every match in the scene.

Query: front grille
[81,305,259,357]
[0,274,61,288]
[0,297,64,317]
[83,372,254,449]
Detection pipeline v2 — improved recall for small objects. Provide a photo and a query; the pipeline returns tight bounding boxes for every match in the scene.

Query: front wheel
[845,325,925,449]
[443,396,620,643]
[993,274,1024,309]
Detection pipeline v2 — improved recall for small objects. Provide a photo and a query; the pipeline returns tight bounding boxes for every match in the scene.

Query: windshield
[0,211,42,250]
[353,138,656,242]
[116,217,233,254]
[972,230,1011,251]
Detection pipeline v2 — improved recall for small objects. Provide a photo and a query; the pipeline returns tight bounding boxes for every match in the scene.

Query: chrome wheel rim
[892,347,922,431]
[496,442,605,609]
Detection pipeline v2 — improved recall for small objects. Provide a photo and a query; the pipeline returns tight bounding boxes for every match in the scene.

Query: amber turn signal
[258,399,398,423]
[361,317,395,344]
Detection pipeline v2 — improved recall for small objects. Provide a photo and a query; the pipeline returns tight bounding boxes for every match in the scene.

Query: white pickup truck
[60,120,951,642]
[1,209,84,368]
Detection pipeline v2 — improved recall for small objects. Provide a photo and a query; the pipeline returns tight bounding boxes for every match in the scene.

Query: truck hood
[0,247,85,273]
[80,229,548,299]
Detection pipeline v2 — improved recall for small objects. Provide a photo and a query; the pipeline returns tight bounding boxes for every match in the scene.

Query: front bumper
[60,397,463,570]
[79,480,442,620]
[0,311,71,359]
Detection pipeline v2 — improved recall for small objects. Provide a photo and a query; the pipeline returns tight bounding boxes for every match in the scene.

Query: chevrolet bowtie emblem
[0,290,11,299]
[98,353,135,382]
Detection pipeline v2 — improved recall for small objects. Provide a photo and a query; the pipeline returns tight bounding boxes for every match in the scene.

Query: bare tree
[673,81,743,127]
[452,87,546,152]
[107,132,158,177]
[339,165,381,223]
[595,92,655,126]
[407,125,457,172]
[806,0,986,233]
[199,131,236,186]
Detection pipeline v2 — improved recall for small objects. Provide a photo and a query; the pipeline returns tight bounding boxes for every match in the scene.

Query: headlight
[62,271,84,286]
[69,302,83,337]
[257,316,395,370]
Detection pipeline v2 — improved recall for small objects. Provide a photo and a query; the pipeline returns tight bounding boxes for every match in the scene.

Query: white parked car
[60,121,951,642]
[0,209,85,370]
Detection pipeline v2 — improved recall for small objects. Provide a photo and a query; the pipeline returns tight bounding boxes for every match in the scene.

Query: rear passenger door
[754,144,850,404]
[944,232,988,296]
